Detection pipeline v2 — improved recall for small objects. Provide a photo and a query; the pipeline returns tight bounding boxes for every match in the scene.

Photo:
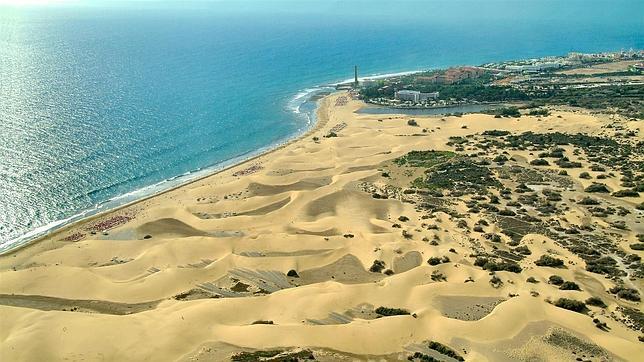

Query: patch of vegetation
[559,281,581,291]
[612,189,639,197]
[585,297,607,308]
[427,341,465,361]
[548,275,564,286]
[619,307,644,332]
[474,257,522,273]
[231,349,313,361]
[535,255,565,268]
[530,158,550,166]
[375,306,411,317]
[482,130,510,137]
[407,352,440,362]
[528,108,550,117]
[554,298,587,313]
[369,260,386,273]
[491,106,521,118]
[609,286,641,302]
[586,256,621,276]
[417,158,501,191]
[427,256,450,266]
[394,150,456,168]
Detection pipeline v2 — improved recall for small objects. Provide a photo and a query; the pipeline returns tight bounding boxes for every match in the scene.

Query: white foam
[1,69,423,254]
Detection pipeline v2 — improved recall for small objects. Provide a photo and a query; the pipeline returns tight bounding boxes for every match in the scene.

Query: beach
[1,92,643,361]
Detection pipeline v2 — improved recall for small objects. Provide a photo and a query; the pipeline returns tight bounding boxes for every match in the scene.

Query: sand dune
[1,93,642,361]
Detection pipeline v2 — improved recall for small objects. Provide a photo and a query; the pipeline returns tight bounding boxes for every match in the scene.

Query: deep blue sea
[0,0,642,251]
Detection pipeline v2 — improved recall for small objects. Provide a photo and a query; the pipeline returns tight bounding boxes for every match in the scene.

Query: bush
[493,155,509,163]
[286,269,299,277]
[586,256,619,275]
[579,172,591,179]
[608,286,641,302]
[585,297,607,308]
[514,245,531,255]
[559,281,581,291]
[474,257,522,273]
[554,298,586,313]
[630,243,644,251]
[548,275,564,285]
[584,183,610,193]
[530,158,550,166]
[578,197,600,205]
[369,260,386,273]
[407,352,440,362]
[482,130,510,137]
[526,276,539,283]
[427,257,443,266]
[407,119,419,126]
[427,341,465,361]
[612,189,639,197]
[375,306,410,316]
[535,255,565,268]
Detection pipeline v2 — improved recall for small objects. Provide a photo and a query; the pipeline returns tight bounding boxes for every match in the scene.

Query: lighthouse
[354,65,359,88]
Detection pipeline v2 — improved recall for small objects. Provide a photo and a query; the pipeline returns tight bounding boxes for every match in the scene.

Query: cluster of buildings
[417,66,486,85]
[567,49,644,61]
[505,62,562,73]
[394,90,439,103]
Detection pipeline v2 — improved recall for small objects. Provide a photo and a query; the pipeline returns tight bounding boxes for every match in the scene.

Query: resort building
[395,90,421,102]
[394,90,440,103]
[506,62,562,72]
[417,66,487,85]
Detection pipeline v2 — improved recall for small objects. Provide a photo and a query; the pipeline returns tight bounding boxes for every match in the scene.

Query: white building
[506,62,562,72]
[395,90,439,102]
[420,92,439,101]
[395,90,421,102]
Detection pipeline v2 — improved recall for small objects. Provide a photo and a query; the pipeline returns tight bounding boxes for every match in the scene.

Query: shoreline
[1,90,642,360]
[1,67,430,256]
[0,90,336,256]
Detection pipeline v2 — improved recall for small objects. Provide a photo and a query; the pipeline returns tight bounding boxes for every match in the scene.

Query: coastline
[0,90,641,360]
[0,89,336,256]
[0,68,428,256]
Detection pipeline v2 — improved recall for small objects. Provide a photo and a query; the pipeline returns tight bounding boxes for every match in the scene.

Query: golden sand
[1,93,642,361]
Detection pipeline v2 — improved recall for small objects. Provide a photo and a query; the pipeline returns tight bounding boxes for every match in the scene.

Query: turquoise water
[1,0,642,251]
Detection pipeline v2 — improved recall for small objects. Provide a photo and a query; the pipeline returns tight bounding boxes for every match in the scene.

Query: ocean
[0,0,642,252]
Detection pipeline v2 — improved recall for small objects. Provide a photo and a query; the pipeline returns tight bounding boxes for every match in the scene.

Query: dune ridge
[1,93,642,361]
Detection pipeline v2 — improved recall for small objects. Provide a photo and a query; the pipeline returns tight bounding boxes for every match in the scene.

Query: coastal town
[351,50,644,118]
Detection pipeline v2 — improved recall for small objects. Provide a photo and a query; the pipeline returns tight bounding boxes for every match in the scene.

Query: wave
[0,69,420,254]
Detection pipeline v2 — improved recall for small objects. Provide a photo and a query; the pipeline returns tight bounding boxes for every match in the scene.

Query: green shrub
[530,158,550,166]
[407,352,440,362]
[369,260,386,273]
[482,130,510,137]
[548,275,564,285]
[584,183,610,193]
[427,341,465,361]
[375,306,411,317]
[612,189,639,197]
[535,255,565,268]
[585,297,607,308]
[609,286,641,302]
[554,298,586,313]
[559,281,581,291]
